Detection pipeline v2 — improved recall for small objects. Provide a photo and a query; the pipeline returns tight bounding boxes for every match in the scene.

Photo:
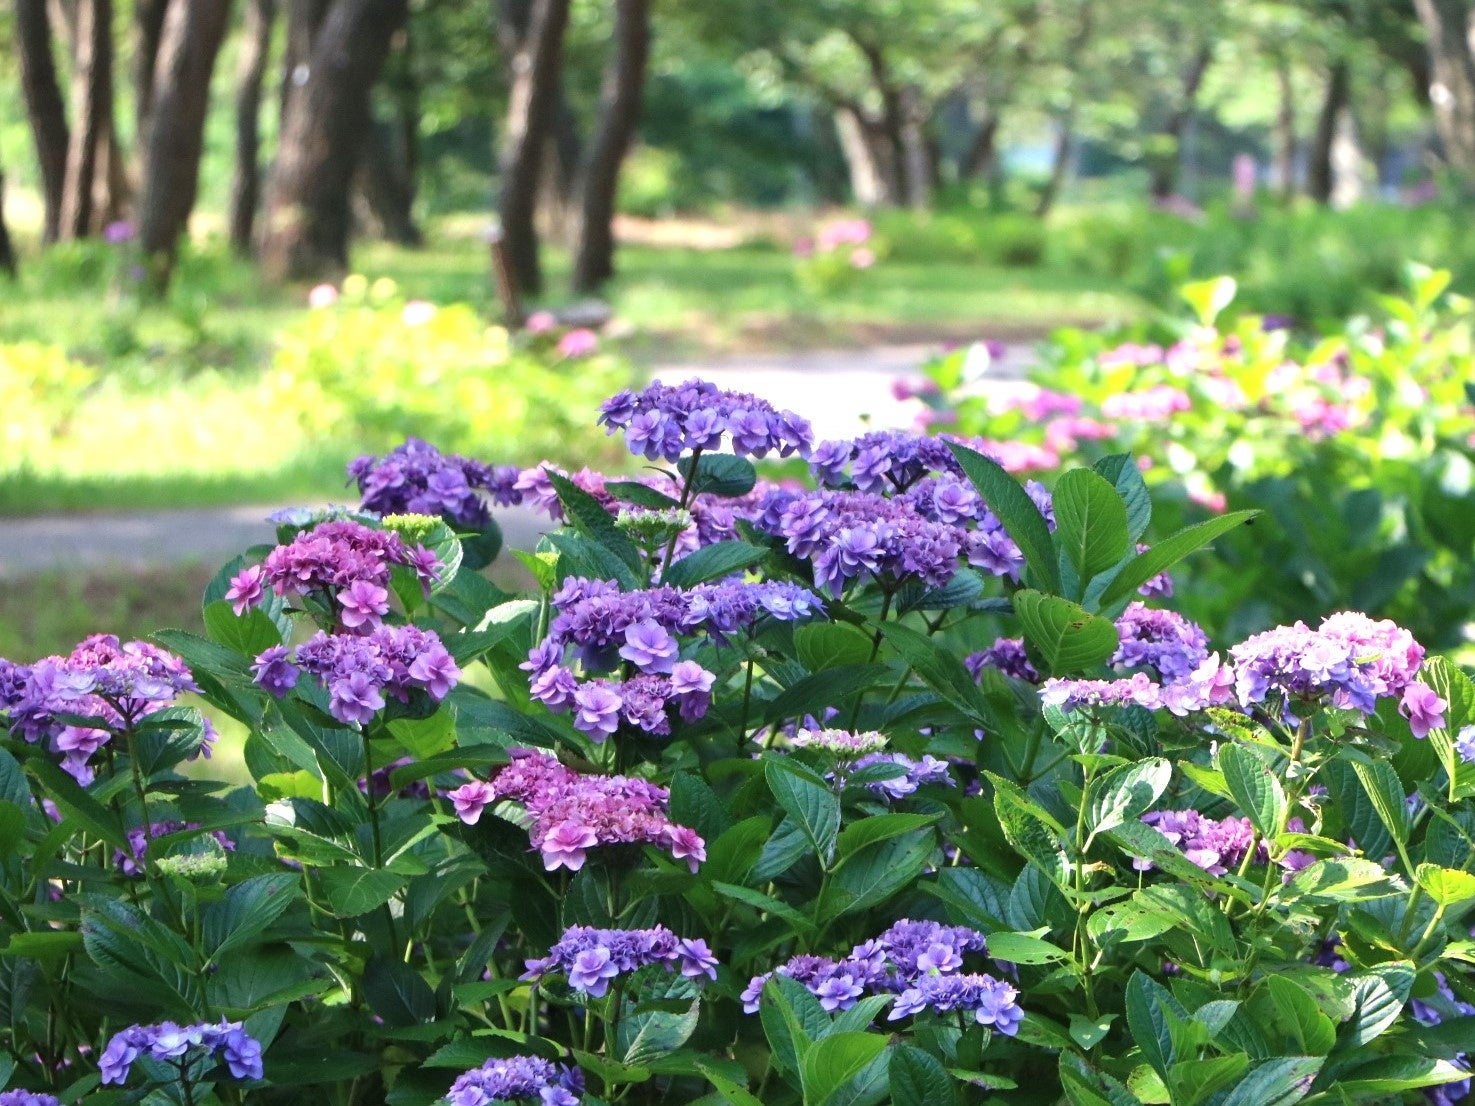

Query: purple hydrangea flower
[444,1055,584,1106]
[446,750,705,872]
[524,925,718,997]
[99,1020,263,1086]
[350,437,519,528]
[599,379,814,461]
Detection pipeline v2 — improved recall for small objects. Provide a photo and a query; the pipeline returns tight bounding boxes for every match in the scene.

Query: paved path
[0,341,1033,578]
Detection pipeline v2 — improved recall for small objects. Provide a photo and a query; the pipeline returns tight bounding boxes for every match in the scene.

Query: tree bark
[59,0,115,238]
[133,0,169,145]
[834,104,887,205]
[1273,57,1298,201]
[897,83,934,208]
[279,0,331,123]
[1412,0,1475,181]
[1035,101,1076,217]
[0,172,17,278]
[352,24,422,245]
[229,0,276,254]
[1148,44,1213,201]
[570,0,650,293]
[137,0,232,290]
[260,0,409,282]
[963,107,1003,182]
[855,38,909,206]
[15,0,71,243]
[497,0,571,297]
[1308,59,1350,204]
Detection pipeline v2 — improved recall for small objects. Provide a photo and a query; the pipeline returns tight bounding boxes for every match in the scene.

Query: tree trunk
[856,39,909,206]
[137,0,232,290]
[279,0,331,123]
[1308,59,1350,205]
[0,171,17,278]
[1273,58,1298,201]
[497,0,571,297]
[897,83,934,208]
[570,0,650,293]
[1148,44,1213,201]
[15,0,71,243]
[1412,0,1475,181]
[260,0,409,282]
[1035,102,1076,217]
[229,0,276,254]
[352,24,422,245]
[834,104,887,206]
[59,0,115,238]
[354,123,422,245]
[963,107,1002,182]
[133,0,169,145]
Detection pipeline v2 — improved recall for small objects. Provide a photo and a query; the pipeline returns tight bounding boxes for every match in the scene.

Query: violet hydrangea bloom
[446,749,705,872]
[349,437,520,529]
[598,379,814,461]
[0,1094,63,1106]
[253,625,459,726]
[99,1020,263,1085]
[443,1054,584,1106]
[523,925,718,997]
[225,519,440,629]
[0,635,202,784]
[1230,611,1426,715]
[1111,603,1210,682]
[965,638,1040,684]
[851,752,954,799]
[114,820,235,877]
[743,919,1017,1030]
[1400,682,1448,739]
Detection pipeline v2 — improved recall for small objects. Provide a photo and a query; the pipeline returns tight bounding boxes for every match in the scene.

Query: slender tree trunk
[16,0,71,243]
[1035,102,1076,217]
[229,0,276,254]
[59,0,114,238]
[897,83,934,208]
[1273,58,1298,201]
[1412,0,1475,182]
[855,39,908,206]
[570,0,650,293]
[1148,44,1213,201]
[963,107,1002,181]
[0,171,17,278]
[1308,59,1350,205]
[834,104,887,206]
[133,0,169,145]
[497,0,571,297]
[260,0,409,281]
[137,0,232,290]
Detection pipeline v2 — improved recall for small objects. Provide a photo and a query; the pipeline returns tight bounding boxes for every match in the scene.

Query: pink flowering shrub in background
[794,215,885,296]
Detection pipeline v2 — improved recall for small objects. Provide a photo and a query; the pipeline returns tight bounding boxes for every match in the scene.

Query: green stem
[846,588,895,730]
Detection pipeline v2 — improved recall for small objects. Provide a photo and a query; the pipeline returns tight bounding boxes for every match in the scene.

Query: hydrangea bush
[4,378,1475,1105]
[915,266,1475,653]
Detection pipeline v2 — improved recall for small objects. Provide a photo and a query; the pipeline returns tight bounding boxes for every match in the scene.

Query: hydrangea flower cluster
[225,519,440,630]
[1044,611,1433,729]
[851,752,954,798]
[966,638,1040,684]
[446,749,705,872]
[522,925,718,997]
[742,919,1020,1032]
[1410,972,1475,1106]
[0,1092,62,1106]
[755,488,962,595]
[525,577,818,738]
[1138,810,1264,875]
[810,431,963,492]
[115,820,235,877]
[444,1055,584,1106]
[0,635,203,784]
[1230,611,1426,715]
[349,437,520,530]
[598,379,814,461]
[251,625,460,725]
[99,1020,263,1085]
[787,728,889,758]
[1111,603,1210,681]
